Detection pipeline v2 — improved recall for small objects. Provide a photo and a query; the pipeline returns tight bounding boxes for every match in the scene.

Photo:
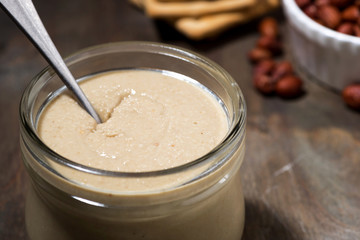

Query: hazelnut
[315,0,330,6]
[337,22,354,35]
[342,5,360,22]
[295,0,311,8]
[253,74,277,95]
[276,75,303,98]
[318,5,342,29]
[253,59,276,76]
[247,48,272,64]
[256,36,282,55]
[342,83,360,110]
[303,4,318,19]
[272,61,294,81]
[258,17,279,38]
[318,5,341,29]
[330,0,353,8]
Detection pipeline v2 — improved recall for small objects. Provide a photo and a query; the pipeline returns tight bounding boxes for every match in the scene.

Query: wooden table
[1,1,359,239]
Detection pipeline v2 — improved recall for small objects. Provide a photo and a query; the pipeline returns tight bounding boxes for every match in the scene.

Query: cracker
[174,0,279,40]
[128,0,280,40]
[144,0,256,18]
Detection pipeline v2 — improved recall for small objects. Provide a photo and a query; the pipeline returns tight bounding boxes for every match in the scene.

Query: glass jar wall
[20,42,246,240]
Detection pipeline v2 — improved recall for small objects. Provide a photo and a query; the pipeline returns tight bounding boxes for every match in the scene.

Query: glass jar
[20,42,247,240]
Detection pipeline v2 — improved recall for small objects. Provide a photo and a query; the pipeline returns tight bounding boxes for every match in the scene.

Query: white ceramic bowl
[282,0,360,90]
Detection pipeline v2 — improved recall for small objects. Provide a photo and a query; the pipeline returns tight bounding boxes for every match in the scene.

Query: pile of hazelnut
[295,0,360,111]
[295,0,360,37]
[248,17,304,99]
[247,16,360,111]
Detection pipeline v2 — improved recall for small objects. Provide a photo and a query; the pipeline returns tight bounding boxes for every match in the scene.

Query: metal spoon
[0,0,102,124]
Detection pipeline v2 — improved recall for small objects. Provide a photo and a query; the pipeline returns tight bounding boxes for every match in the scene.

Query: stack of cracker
[130,0,280,40]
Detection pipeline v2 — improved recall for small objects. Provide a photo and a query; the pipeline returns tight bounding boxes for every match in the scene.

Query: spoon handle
[0,0,102,123]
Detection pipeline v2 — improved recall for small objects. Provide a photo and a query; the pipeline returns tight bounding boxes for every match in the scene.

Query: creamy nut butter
[39,70,228,174]
[20,42,246,240]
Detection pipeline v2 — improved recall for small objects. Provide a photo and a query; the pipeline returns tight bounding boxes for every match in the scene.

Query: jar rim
[20,41,246,178]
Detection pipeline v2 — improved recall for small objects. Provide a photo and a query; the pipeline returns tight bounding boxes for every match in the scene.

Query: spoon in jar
[0,0,102,124]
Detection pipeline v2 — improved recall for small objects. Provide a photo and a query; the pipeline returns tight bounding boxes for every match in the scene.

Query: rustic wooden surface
[0,0,359,239]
